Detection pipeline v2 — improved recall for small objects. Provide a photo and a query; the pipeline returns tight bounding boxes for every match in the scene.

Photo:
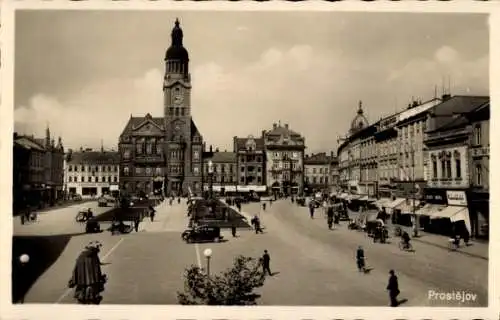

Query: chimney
[273,123,277,129]
[442,94,451,101]
[209,145,213,153]
[285,123,289,129]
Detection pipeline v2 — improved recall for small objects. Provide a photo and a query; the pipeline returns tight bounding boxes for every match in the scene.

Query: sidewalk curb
[412,237,488,260]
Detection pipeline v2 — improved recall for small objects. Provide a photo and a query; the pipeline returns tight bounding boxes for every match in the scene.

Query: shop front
[469,190,489,239]
[416,188,470,237]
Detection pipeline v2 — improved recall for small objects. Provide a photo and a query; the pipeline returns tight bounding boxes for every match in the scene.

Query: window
[156,167,162,175]
[474,124,481,145]
[88,176,92,182]
[313,177,317,184]
[156,144,162,155]
[136,144,143,154]
[476,164,482,185]
[123,150,130,159]
[446,159,452,179]
[240,177,245,183]
[69,176,72,182]
[146,167,152,176]
[313,168,316,174]
[325,177,329,184]
[81,165,85,171]
[193,166,199,175]
[146,143,152,154]
[241,166,245,173]
[193,151,199,160]
[123,167,129,176]
[441,160,446,179]
[230,164,234,173]
[114,176,118,183]
[68,165,73,172]
[319,177,323,184]
[108,176,111,183]
[455,158,462,179]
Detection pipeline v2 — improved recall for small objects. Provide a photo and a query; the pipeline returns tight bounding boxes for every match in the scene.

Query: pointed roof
[235,136,265,151]
[120,114,165,137]
[66,151,120,165]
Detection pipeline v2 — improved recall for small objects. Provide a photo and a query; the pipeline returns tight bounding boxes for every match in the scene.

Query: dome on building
[165,18,189,61]
[349,101,369,134]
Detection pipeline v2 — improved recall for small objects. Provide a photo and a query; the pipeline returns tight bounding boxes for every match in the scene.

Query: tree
[177,255,266,305]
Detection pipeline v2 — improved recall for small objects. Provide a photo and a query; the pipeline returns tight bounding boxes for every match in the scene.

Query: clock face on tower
[174,94,184,105]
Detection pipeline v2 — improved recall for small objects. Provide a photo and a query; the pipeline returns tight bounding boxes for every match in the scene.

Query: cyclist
[86,208,94,220]
[401,230,411,250]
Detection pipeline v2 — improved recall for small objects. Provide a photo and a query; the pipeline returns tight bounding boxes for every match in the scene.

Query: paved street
[17,199,487,306]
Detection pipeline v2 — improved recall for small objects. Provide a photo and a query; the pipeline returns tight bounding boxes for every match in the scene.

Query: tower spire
[357,100,363,115]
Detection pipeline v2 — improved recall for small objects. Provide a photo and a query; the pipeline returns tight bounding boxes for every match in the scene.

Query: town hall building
[118,19,204,197]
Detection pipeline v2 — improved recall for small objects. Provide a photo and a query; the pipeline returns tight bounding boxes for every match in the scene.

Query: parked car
[181,225,223,243]
[98,197,108,207]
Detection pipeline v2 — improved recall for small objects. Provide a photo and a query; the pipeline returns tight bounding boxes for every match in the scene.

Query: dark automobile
[181,225,223,243]
[296,197,306,206]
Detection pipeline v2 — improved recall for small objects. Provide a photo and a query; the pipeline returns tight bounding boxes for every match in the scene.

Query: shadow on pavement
[189,199,252,229]
[12,232,86,303]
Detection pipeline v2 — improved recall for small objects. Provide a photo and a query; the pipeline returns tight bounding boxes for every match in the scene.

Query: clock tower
[163,18,203,196]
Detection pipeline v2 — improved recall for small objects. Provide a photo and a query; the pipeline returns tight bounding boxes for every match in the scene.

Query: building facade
[233,135,266,189]
[337,101,377,197]
[263,122,305,195]
[304,152,335,194]
[329,155,340,193]
[202,148,238,194]
[374,98,442,201]
[64,148,120,198]
[423,95,490,238]
[13,128,65,211]
[118,19,204,197]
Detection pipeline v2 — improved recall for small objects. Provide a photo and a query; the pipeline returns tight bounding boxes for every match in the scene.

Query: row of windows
[305,176,330,184]
[239,155,263,162]
[68,176,118,183]
[205,163,233,173]
[431,158,462,180]
[123,167,163,176]
[305,167,329,174]
[68,165,119,172]
[240,176,262,184]
[270,152,300,159]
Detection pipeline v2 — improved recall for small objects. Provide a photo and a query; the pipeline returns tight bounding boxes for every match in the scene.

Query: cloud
[387,46,488,99]
[15,44,488,154]
[14,69,164,150]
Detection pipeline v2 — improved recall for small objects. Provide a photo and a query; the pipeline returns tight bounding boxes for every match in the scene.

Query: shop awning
[426,205,471,234]
[415,204,446,216]
[394,200,419,214]
[347,194,361,201]
[374,198,391,209]
[386,198,405,209]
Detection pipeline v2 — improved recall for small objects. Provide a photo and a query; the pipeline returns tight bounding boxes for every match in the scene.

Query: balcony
[134,154,165,163]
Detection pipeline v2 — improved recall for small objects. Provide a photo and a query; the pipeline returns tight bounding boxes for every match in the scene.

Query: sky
[14,10,489,154]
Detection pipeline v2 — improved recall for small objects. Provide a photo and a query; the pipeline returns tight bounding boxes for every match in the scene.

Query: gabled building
[117,19,204,197]
[13,127,64,211]
[263,122,305,196]
[233,135,266,190]
[422,95,490,238]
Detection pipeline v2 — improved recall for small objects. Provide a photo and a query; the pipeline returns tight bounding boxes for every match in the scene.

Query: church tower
[163,19,203,196]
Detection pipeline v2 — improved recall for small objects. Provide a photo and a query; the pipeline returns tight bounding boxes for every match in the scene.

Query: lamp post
[19,254,30,303]
[208,160,214,199]
[203,248,212,276]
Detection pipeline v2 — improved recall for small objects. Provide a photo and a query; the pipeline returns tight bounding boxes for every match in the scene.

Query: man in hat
[356,246,366,272]
[261,250,272,276]
[386,269,400,307]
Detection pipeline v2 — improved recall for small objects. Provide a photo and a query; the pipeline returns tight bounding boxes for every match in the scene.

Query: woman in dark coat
[68,241,106,304]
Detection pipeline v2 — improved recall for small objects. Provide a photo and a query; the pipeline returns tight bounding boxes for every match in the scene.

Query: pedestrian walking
[262,250,272,276]
[262,202,266,211]
[231,225,237,237]
[251,215,263,234]
[309,201,315,219]
[133,216,140,232]
[356,246,366,272]
[149,206,156,222]
[386,269,400,307]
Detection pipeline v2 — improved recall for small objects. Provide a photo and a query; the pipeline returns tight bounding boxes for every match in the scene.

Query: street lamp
[19,254,30,303]
[203,248,212,276]
[208,160,214,199]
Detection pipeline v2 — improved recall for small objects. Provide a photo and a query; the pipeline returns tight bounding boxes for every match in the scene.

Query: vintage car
[181,225,223,243]
[97,197,108,207]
